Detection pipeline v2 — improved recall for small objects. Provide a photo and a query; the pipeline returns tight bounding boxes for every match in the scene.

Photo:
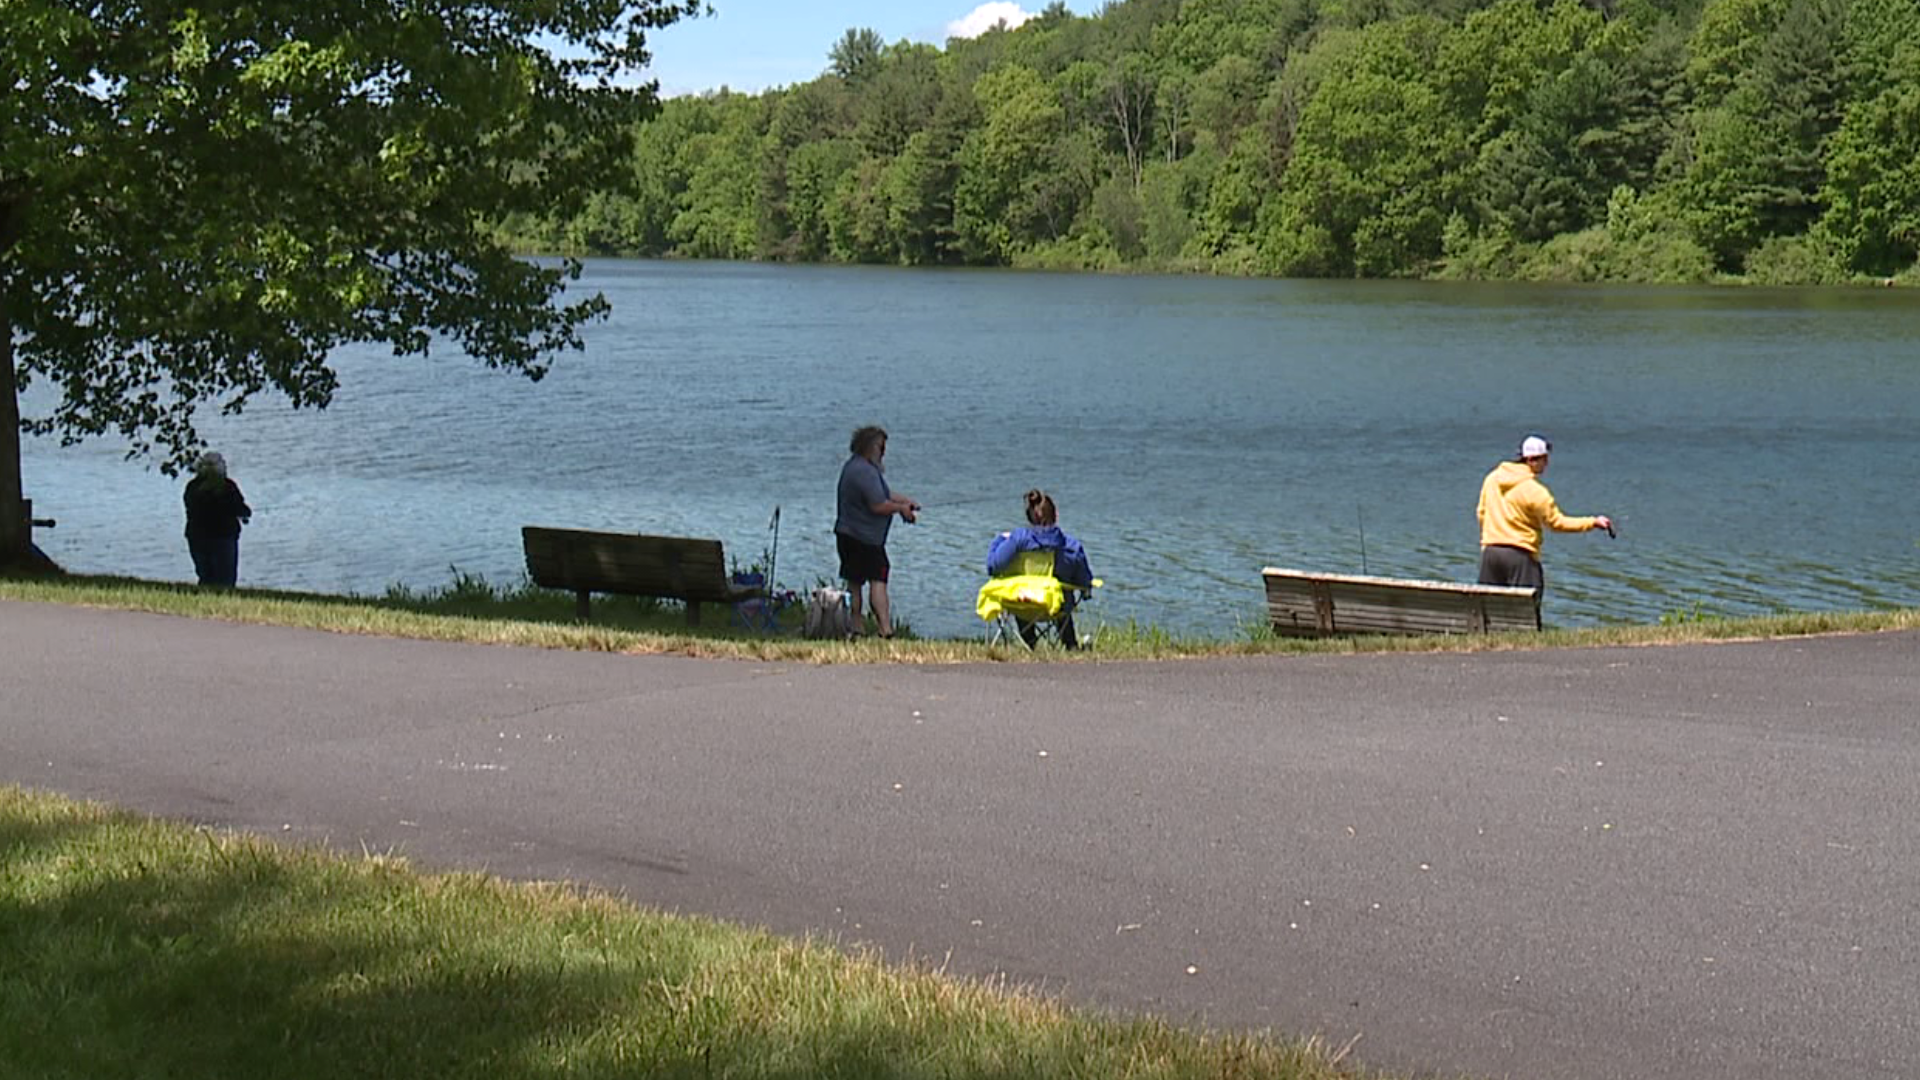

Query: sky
[638,1,1099,97]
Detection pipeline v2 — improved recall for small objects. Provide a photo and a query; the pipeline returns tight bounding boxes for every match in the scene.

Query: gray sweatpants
[1478,544,1544,591]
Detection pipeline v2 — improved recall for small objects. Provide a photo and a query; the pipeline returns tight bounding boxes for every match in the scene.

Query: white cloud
[946,2,1037,39]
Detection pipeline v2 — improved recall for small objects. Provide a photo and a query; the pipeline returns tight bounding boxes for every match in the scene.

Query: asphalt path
[3,600,1915,1079]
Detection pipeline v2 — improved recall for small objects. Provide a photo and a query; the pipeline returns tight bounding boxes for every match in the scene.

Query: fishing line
[919,491,1020,510]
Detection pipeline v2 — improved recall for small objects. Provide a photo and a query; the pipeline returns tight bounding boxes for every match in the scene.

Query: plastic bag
[803,587,854,639]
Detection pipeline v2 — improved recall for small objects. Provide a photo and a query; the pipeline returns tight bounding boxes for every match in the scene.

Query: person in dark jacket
[986,489,1093,649]
[183,451,251,587]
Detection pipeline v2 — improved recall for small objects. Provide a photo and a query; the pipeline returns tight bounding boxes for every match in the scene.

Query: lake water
[20,261,1920,640]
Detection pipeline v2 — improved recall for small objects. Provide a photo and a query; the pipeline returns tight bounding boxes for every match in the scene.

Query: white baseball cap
[1518,434,1552,459]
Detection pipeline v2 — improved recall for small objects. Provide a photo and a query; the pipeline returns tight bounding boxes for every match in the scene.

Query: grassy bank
[0,786,1372,1080]
[3,571,1917,662]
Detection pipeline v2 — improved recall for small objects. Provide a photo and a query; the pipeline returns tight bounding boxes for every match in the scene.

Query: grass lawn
[1,786,1376,1080]
[2,570,1917,662]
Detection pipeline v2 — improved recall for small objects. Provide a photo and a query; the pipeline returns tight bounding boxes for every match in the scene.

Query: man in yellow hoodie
[1477,434,1612,592]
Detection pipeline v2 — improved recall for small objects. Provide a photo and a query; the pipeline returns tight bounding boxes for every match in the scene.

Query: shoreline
[502,248,1919,291]
[5,572,1917,664]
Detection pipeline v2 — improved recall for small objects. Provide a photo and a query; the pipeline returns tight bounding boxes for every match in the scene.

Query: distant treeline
[505,0,1920,284]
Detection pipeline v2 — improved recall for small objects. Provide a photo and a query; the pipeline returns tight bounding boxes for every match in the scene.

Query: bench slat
[526,552,729,591]
[1266,593,1536,625]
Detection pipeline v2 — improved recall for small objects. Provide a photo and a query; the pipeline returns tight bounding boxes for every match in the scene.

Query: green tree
[1141,152,1213,261]
[1472,52,1625,241]
[823,157,896,263]
[1031,129,1105,244]
[1089,174,1146,261]
[1819,85,1920,274]
[1054,60,1108,131]
[1002,2,1097,78]
[853,43,944,158]
[1684,0,1781,107]
[0,0,700,566]
[563,192,651,255]
[1817,0,1920,273]
[952,65,1065,262]
[829,27,886,85]
[758,78,853,257]
[625,97,719,255]
[880,132,954,264]
[1189,54,1264,153]
[1149,0,1292,75]
[1194,137,1270,260]
[1267,16,1469,276]
[1191,65,1303,262]
[1438,0,1608,145]
[1438,0,1654,253]
[1839,0,1920,102]
[892,57,988,263]
[668,94,767,259]
[784,140,861,260]
[1089,0,1186,59]
[1583,9,1689,200]
[1673,0,1845,267]
[1102,52,1157,187]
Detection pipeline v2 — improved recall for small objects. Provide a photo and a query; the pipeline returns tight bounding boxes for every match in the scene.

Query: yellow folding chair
[976,549,1100,649]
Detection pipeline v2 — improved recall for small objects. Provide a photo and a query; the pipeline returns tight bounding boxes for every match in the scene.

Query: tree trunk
[0,285,25,568]
[1111,91,1144,189]
[0,185,33,568]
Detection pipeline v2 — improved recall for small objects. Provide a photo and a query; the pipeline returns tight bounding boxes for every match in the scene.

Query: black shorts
[836,532,890,585]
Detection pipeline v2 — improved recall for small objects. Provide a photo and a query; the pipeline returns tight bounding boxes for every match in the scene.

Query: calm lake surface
[21,261,1920,640]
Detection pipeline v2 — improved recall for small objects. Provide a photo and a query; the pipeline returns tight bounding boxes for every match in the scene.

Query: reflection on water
[22,262,1920,639]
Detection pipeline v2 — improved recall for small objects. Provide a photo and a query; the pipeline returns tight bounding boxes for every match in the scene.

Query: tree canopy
[1,0,701,564]
[511,0,1920,287]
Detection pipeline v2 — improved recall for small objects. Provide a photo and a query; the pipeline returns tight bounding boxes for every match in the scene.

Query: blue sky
[639,1,1098,97]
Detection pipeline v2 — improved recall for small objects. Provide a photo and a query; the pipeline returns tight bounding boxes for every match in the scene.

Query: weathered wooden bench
[522,526,760,624]
[1262,567,1540,637]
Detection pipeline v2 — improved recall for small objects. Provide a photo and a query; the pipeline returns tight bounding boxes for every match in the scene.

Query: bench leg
[1310,581,1335,636]
[685,600,701,627]
[575,590,590,620]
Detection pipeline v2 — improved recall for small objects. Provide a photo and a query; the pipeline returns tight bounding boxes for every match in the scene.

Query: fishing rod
[1357,504,1370,575]
[765,505,781,595]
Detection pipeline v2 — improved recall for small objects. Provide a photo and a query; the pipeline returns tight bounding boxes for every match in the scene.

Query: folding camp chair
[976,549,1099,649]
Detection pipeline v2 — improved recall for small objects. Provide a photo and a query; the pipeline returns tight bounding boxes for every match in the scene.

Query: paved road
[3,600,1915,1079]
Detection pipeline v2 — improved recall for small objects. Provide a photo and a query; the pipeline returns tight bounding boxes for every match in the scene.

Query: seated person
[986,489,1093,649]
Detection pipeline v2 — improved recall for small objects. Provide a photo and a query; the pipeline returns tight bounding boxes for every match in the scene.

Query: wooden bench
[522,526,760,624]
[1262,567,1540,637]
[8,498,63,575]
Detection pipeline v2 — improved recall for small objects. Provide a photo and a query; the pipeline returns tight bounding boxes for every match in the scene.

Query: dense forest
[506,0,1920,284]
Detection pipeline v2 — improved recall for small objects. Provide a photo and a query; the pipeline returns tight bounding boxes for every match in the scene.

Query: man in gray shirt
[834,425,918,638]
